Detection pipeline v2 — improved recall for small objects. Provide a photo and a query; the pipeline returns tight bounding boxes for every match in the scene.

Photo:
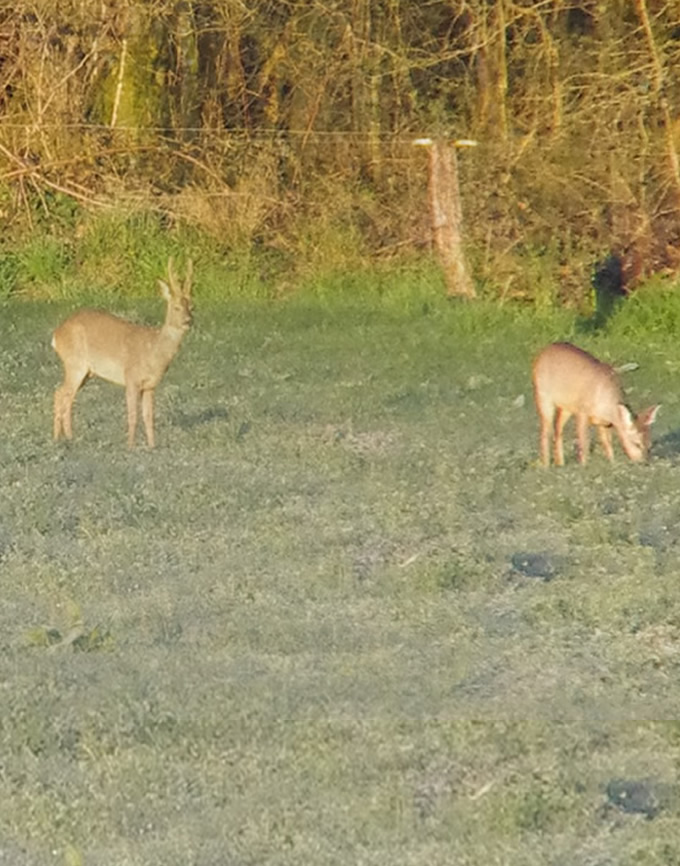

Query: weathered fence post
[414,137,478,299]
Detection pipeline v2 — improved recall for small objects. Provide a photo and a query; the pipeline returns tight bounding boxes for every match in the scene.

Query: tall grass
[0,198,645,310]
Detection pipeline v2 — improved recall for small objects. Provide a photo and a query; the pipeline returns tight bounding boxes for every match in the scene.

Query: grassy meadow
[2,270,680,864]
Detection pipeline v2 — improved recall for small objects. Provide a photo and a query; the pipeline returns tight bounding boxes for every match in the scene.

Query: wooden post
[415,137,477,299]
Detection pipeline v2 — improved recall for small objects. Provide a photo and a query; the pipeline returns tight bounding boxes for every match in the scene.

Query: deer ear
[158,279,171,300]
[639,405,661,426]
[616,403,634,425]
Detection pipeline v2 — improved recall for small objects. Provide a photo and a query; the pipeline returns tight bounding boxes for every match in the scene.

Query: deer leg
[537,407,553,467]
[126,382,141,449]
[597,425,615,461]
[54,367,88,440]
[141,389,155,448]
[53,388,66,440]
[575,413,590,464]
[553,408,571,466]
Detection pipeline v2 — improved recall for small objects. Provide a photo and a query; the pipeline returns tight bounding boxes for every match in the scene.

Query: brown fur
[532,342,659,467]
[52,258,193,448]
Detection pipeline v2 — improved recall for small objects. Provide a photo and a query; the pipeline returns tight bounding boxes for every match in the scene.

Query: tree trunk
[635,0,680,200]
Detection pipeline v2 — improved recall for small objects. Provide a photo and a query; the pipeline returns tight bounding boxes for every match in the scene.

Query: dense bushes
[1,2,680,303]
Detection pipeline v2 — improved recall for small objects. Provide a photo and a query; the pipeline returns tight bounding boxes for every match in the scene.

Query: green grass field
[2,282,680,864]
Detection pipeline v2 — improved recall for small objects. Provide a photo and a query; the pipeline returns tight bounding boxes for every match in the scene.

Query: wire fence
[0,121,438,217]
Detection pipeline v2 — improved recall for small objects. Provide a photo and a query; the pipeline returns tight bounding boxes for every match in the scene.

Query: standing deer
[532,342,659,467]
[52,258,193,448]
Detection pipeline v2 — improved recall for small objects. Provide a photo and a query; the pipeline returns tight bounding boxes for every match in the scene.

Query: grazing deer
[532,341,659,467]
[52,258,193,448]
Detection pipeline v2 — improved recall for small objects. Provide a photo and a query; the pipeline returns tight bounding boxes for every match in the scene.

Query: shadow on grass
[650,428,680,460]
[171,406,230,429]
[171,406,254,442]
[575,253,628,333]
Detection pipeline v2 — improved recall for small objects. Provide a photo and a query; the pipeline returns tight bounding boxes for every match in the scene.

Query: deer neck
[160,318,187,344]
[149,315,187,367]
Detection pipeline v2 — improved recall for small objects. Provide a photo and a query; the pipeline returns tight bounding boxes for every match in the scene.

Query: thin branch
[111,38,128,128]
[634,0,680,196]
